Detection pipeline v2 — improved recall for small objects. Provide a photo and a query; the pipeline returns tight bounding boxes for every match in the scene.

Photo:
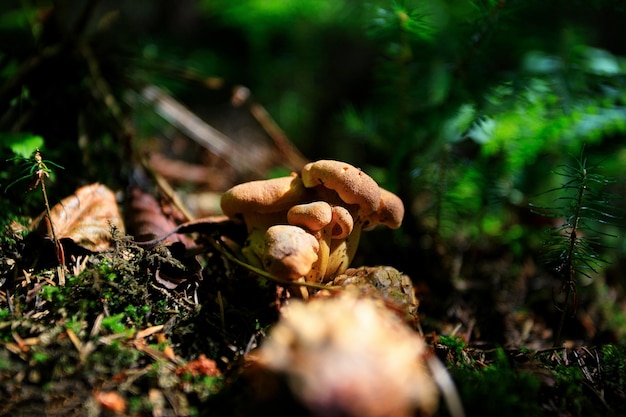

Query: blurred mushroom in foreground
[244,290,439,417]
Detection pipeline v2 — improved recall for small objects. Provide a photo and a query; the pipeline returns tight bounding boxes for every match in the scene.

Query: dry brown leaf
[30,183,124,252]
[125,186,204,288]
[125,186,184,244]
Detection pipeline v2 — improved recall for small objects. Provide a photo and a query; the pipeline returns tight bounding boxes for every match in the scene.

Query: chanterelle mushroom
[286,202,356,282]
[287,202,333,281]
[301,160,381,216]
[221,173,311,223]
[287,201,333,232]
[219,160,404,283]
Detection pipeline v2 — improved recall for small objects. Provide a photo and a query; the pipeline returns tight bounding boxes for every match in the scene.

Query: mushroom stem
[325,223,363,280]
[239,212,288,267]
[343,222,363,270]
[241,227,267,267]
[305,229,331,282]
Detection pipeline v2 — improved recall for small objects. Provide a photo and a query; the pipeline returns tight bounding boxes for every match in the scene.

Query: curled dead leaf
[30,183,124,252]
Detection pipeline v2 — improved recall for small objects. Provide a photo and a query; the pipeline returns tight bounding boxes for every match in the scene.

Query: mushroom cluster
[220,160,404,282]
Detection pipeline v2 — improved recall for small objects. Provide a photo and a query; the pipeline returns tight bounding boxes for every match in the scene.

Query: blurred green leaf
[0,133,44,159]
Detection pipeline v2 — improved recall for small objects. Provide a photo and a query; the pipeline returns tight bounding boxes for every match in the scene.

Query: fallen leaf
[125,186,191,245]
[125,186,203,288]
[30,183,124,252]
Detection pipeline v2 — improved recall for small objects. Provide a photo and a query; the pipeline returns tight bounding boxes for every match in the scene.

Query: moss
[438,335,467,361]
[443,348,542,417]
[552,364,585,415]
[601,344,626,415]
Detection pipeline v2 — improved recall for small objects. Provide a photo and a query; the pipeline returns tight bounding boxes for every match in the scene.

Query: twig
[137,85,262,176]
[138,153,195,222]
[232,86,309,171]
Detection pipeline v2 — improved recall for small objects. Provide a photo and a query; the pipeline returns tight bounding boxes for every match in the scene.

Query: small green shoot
[531,152,620,345]
[5,147,66,282]
[4,147,64,193]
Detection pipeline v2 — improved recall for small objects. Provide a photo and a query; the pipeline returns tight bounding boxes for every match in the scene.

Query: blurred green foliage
[192,0,626,249]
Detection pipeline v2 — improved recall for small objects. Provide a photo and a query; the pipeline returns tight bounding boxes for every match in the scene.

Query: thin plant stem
[34,150,66,284]
[553,166,585,346]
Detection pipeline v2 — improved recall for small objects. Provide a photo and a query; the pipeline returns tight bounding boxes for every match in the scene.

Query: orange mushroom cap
[301,160,381,216]
[287,201,333,232]
[329,206,354,239]
[221,173,312,219]
[364,188,405,231]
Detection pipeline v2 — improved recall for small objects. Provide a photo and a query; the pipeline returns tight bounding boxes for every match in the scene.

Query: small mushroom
[263,225,320,280]
[220,173,313,266]
[329,205,354,239]
[287,202,355,282]
[287,201,333,233]
[320,206,356,281]
[287,202,333,281]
